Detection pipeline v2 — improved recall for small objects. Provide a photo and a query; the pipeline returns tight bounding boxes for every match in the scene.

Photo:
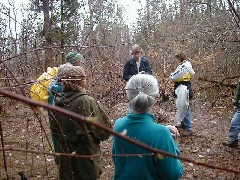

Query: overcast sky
[118,0,143,26]
[1,0,142,23]
[0,0,144,34]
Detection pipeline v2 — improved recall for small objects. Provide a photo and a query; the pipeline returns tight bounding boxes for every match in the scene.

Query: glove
[51,81,63,94]
[232,100,239,107]
[138,71,145,74]
[166,125,180,139]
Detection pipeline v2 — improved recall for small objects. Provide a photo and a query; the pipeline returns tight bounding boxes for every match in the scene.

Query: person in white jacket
[169,52,195,136]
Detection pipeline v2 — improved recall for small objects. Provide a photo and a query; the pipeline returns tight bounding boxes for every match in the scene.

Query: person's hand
[139,71,145,74]
[166,125,180,139]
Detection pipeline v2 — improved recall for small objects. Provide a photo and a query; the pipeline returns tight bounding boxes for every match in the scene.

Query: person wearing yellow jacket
[170,53,195,136]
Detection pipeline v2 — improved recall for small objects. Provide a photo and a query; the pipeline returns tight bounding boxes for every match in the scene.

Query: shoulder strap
[72,92,87,100]
[128,59,133,65]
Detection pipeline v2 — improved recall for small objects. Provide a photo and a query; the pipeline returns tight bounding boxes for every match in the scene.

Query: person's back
[49,65,111,180]
[112,74,183,180]
[113,113,183,179]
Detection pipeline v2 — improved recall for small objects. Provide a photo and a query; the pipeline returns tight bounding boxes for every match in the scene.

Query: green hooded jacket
[49,90,111,180]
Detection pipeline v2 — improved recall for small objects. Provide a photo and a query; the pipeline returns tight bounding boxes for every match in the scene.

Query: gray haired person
[112,74,183,179]
[127,73,159,112]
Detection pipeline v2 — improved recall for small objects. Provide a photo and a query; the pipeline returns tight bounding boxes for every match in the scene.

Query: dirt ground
[0,94,240,179]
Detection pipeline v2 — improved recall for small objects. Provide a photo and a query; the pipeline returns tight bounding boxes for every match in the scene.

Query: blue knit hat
[65,51,84,64]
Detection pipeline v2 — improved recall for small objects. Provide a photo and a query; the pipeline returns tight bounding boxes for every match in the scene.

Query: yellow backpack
[30,67,58,103]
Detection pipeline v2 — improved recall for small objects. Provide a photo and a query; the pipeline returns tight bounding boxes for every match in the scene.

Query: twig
[0,121,9,180]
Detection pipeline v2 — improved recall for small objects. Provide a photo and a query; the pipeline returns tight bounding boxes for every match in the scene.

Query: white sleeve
[184,61,195,75]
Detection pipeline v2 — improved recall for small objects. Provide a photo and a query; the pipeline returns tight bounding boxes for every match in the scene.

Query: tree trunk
[43,0,52,69]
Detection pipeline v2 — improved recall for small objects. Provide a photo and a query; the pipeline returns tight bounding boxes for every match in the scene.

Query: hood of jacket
[55,89,87,107]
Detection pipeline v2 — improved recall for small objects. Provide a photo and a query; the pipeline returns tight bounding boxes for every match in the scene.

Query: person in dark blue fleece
[112,74,183,180]
[123,44,152,81]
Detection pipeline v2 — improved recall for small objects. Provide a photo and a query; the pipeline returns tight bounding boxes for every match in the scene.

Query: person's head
[58,64,86,91]
[65,51,84,66]
[125,74,159,113]
[175,52,186,63]
[131,44,142,61]
[57,63,72,76]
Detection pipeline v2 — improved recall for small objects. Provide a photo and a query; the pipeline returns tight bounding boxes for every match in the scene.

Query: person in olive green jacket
[49,64,111,180]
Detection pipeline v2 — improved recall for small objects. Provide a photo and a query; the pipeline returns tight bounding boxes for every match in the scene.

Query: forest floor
[1,94,240,179]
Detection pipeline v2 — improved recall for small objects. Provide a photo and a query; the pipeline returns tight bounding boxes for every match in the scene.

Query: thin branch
[227,0,240,30]
[0,147,155,158]
[1,43,131,63]
[198,77,238,88]
[0,122,9,180]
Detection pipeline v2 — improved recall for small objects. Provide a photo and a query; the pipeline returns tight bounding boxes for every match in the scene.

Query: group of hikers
[33,44,239,179]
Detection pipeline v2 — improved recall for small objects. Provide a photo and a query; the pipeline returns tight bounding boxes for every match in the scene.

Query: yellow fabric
[173,72,192,82]
[30,67,58,103]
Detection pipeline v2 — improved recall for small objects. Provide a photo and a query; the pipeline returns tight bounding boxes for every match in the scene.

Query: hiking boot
[222,140,238,148]
[175,124,184,129]
[175,121,185,129]
[182,130,193,137]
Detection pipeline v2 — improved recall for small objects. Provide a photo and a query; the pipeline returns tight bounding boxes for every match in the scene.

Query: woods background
[0,0,240,179]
